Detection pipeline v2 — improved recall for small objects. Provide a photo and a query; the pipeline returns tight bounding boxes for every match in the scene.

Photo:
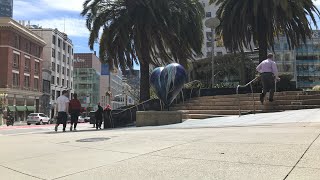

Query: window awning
[16,106,27,112]
[26,106,35,112]
[7,106,16,112]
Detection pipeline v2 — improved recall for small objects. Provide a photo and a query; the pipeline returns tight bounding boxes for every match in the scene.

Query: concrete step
[174,99,320,107]
[184,114,229,119]
[189,95,320,102]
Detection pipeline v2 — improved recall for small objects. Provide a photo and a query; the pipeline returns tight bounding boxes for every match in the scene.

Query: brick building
[0,17,46,122]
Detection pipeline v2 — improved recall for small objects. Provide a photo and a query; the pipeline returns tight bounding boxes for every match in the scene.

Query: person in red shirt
[69,93,82,131]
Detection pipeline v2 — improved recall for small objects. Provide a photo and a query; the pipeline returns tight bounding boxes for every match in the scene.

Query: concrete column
[24,97,27,121]
[34,97,36,113]
[13,95,16,122]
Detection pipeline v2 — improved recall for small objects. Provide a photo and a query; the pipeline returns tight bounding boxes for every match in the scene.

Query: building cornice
[0,17,46,46]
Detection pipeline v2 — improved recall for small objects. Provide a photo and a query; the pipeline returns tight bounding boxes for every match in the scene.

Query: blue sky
[12,0,320,58]
[13,0,96,53]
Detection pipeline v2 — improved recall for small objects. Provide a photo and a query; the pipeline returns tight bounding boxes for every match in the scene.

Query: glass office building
[73,68,100,110]
[274,30,320,89]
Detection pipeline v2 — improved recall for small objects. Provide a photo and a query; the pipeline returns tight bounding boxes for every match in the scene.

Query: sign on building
[0,0,13,17]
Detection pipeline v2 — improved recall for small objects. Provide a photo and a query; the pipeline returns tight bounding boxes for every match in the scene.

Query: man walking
[55,90,70,132]
[256,53,280,104]
[69,93,81,131]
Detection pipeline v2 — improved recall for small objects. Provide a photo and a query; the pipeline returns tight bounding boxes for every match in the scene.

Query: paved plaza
[1,109,320,179]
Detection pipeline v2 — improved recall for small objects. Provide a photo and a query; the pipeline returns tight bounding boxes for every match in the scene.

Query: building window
[63,42,66,50]
[25,42,30,54]
[52,62,56,71]
[35,62,40,75]
[24,76,30,88]
[58,52,61,60]
[12,73,19,87]
[67,68,69,76]
[13,54,20,69]
[14,35,20,49]
[63,55,66,62]
[52,35,56,44]
[52,90,55,100]
[57,65,60,73]
[67,57,70,64]
[36,46,41,58]
[206,12,212,18]
[72,48,73,55]
[58,39,61,48]
[206,32,212,41]
[62,79,65,86]
[56,91,60,98]
[24,58,31,72]
[67,80,69,88]
[52,48,55,58]
[71,82,72,88]
[62,67,65,74]
[51,76,55,84]
[68,46,70,53]
[57,77,60,85]
[34,78,39,90]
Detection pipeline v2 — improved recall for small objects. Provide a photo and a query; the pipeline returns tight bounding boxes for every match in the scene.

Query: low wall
[136,111,182,127]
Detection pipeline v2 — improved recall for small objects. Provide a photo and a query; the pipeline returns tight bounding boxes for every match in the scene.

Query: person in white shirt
[55,90,70,132]
[256,53,280,104]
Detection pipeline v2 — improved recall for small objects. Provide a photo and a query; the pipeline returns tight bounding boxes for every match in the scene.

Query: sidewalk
[0,121,28,127]
[1,109,320,179]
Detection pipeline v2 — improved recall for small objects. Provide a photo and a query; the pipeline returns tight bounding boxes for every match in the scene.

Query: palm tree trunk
[258,39,268,63]
[140,62,150,102]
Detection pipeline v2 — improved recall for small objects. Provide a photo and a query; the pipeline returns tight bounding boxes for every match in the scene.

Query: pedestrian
[256,53,280,104]
[95,103,103,130]
[69,93,82,131]
[54,90,70,132]
[103,104,112,129]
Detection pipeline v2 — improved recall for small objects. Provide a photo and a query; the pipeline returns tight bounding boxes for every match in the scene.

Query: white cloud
[41,0,86,12]
[30,18,90,37]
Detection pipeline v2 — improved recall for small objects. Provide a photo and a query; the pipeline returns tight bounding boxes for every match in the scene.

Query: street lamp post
[205,17,220,88]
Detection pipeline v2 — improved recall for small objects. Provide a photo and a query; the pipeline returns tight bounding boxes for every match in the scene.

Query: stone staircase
[171,91,320,119]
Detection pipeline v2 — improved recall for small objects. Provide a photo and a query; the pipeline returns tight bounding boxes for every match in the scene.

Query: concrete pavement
[1,109,320,179]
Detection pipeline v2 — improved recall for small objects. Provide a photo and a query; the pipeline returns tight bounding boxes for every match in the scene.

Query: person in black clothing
[95,103,103,130]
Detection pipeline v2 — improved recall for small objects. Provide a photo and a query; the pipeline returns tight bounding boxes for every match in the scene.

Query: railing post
[250,84,255,114]
[237,85,241,117]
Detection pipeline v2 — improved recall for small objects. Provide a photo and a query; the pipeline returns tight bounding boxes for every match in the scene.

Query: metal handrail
[236,76,260,117]
[112,98,157,115]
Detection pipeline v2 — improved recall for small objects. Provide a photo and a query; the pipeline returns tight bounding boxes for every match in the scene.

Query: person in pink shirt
[256,53,280,104]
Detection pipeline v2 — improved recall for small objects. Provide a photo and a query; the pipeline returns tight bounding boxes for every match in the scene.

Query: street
[0,123,93,136]
[1,109,320,179]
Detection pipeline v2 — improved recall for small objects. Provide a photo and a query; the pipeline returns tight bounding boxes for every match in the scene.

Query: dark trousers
[261,73,275,100]
[56,112,67,130]
[71,111,80,129]
[96,117,102,129]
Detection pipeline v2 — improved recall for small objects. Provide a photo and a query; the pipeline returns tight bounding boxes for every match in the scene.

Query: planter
[136,111,182,127]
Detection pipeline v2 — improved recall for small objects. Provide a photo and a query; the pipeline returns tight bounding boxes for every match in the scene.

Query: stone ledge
[136,111,182,127]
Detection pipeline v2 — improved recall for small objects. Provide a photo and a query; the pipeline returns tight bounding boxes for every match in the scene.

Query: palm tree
[210,0,320,62]
[81,0,204,102]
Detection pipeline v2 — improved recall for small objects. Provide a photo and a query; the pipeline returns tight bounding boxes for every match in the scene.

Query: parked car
[27,113,50,125]
[84,116,90,122]
[78,116,86,123]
